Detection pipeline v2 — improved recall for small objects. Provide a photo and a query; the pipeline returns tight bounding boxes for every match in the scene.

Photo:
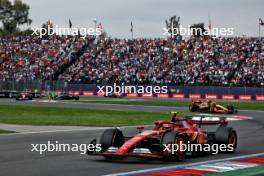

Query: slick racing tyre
[100,128,124,152]
[215,127,237,153]
[189,104,196,112]
[210,104,215,113]
[161,131,186,161]
[226,105,235,114]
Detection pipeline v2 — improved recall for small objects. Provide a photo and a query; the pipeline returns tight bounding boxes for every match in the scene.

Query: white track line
[19,100,264,113]
[61,101,264,113]
[0,125,153,136]
[105,152,264,176]
[0,128,106,136]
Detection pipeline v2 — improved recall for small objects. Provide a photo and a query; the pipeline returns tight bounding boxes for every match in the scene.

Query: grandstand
[1,35,263,87]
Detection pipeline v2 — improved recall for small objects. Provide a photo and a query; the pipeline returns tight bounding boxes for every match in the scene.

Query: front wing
[91,151,163,159]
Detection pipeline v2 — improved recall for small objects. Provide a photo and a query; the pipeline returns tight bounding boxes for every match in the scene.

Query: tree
[190,23,208,37]
[18,28,34,36]
[165,15,181,39]
[0,0,32,35]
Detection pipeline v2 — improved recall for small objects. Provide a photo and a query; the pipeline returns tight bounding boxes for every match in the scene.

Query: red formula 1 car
[189,99,238,114]
[87,113,237,161]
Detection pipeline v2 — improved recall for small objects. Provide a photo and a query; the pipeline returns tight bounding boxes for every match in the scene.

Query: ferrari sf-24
[87,112,237,161]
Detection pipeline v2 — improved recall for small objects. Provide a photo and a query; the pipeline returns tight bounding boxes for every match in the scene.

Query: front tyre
[161,131,186,161]
[100,128,124,152]
[189,104,196,112]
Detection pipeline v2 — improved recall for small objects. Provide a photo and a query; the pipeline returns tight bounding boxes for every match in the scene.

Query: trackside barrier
[189,94,201,99]
[48,91,264,101]
[256,96,264,101]
[113,92,123,96]
[68,91,80,95]
[239,95,252,100]
[127,93,138,97]
[157,94,169,98]
[141,93,153,98]
[97,92,105,96]
[172,94,185,99]
[83,91,94,96]
[205,94,218,99]
[222,95,235,100]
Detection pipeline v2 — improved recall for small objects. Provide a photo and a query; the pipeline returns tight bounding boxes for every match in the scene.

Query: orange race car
[189,99,238,114]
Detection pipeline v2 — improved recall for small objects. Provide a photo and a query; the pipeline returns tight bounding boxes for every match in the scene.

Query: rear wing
[188,116,228,126]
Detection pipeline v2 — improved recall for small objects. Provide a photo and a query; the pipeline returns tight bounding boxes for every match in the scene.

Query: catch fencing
[0,80,263,101]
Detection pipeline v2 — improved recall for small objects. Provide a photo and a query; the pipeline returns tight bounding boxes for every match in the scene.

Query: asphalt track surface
[0,99,264,176]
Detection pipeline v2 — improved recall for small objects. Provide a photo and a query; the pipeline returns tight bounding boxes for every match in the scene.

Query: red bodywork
[15,92,33,101]
[90,116,228,159]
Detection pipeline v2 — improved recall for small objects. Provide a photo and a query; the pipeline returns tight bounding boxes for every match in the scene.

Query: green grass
[0,129,15,134]
[209,166,264,176]
[77,97,264,111]
[0,104,190,126]
[79,99,187,107]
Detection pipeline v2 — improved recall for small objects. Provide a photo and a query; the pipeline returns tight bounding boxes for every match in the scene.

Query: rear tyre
[215,127,237,153]
[210,104,215,113]
[161,131,186,161]
[226,105,234,114]
[189,104,196,112]
[100,128,124,152]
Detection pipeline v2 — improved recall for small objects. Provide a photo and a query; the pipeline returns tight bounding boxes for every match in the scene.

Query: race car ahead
[87,112,237,161]
[189,99,238,114]
[51,93,79,100]
[104,92,125,98]
[15,92,33,101]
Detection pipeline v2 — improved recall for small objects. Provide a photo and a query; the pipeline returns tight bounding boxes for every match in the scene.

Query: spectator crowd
[1,35,264,87]
[0,35,87,81]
